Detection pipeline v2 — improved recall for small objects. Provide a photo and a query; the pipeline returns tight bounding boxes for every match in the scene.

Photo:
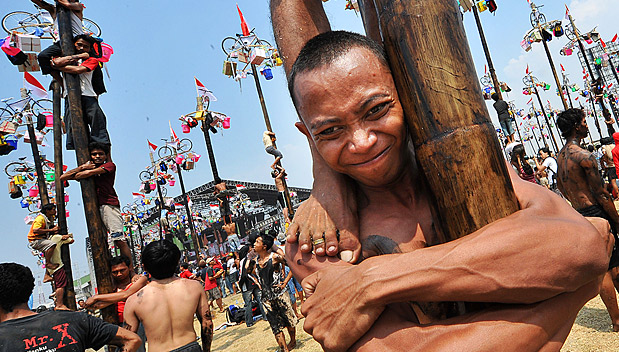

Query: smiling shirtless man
[269,2,614,351]
[123,240,213,352]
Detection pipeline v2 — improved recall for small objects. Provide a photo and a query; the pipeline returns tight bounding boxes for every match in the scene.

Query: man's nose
[348,127,377,154]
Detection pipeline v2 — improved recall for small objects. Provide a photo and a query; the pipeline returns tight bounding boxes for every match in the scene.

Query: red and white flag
[194,77,217,102]
[24,72,48,99]
[132,192,145,198]
[236,184,246,191]
[147,139,157,151]
[169,121,179,144]
[565,5,570,20]
[560,64,566,72]
[601,38,607,48]
[526,97,533,105]
[237,5,250,36]
[612,34,618,43]
[525,64,529,75]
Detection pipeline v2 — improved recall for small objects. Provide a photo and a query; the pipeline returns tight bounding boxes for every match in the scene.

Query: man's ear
[295,121,312,140]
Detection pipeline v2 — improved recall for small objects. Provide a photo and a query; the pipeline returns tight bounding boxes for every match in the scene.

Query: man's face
[45,207,57,218]
[90,149,107,165]
[78,300,85,308]
[293,47,408,187]
[539,150,548,159]
[111,263,130,282]
[576,116,588,139]
[74,39,91,54]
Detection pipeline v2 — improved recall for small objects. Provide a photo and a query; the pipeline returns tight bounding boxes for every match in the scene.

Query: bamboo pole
[471,5,502,100]
[56,4,117,323]
[532,83,559,152]
[540,35,569,110]
[196,97,222,184]
[250,64,295,219]
[24,114,49,205]
[367,0,518,241]
[176,159,200,255]
[52,81,76,310]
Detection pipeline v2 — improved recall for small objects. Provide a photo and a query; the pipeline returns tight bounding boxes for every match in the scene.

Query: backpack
[225,305,245,324]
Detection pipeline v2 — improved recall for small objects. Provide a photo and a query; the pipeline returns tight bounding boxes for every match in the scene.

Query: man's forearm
[350,278,599,352]
[270,0,331,75]
[201,325,213,352]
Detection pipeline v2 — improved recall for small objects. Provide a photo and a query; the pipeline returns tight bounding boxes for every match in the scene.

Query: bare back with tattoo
[557,143,602,209]
[123,277,212,352]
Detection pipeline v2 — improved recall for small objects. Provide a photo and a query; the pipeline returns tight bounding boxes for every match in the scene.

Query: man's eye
[368,103,388,117]
[318,126,340,136]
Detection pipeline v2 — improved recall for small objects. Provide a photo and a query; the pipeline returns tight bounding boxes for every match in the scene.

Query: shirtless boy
[124,240,213,352]
[555,108,619,331]
[268,3,613,350]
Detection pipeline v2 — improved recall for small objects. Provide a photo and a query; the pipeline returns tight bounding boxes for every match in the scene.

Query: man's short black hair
[41,203,56,214]
[556,108,585,139]
[180,262,189,269]
[258,232,275,250]
[89,142,110,155]
[0,263,35,312]
[142,240,181,280]
[110,255,131,268]
[539,147,551,155]
[74,34,96,45]
[288,30,388,110]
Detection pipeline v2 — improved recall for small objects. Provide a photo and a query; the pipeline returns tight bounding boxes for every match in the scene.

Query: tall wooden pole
[25,114,49,205]
[250,64,295,219]
[368,0,518,241]
[197,98,222,184]
[176,161,200,254]
[52,81,76,310]
[540,36,569,110]
[56,3,117,323]
[531,102,549,149]
[471,5,502,100]
[532,83,559,152]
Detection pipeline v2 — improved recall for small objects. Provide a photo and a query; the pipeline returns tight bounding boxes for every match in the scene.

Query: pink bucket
[150,183,157,190]
[175,155,184,164]
[181,124,191,133]
[66,210,69,218]
[29,187,39,197]
[45,113,53,127]
[222,117,231,129]
[169,180,176,186]
[192,154,201,162]
[64,194,69,202]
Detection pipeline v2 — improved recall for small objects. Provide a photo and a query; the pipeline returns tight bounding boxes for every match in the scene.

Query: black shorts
[577,204,619,269]
[606,167,618,181]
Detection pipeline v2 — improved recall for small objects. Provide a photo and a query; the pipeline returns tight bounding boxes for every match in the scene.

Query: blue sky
[0,0,616,302]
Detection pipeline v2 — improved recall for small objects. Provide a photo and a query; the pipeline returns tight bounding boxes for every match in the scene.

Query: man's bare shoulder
[179,277,204,292]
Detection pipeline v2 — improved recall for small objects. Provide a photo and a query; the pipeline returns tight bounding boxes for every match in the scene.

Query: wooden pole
[52,81,76,310]
[531,102,549,149]
[368,0,518,241]
[25,114,49,205]
[56,3,117,324]
[250,64,295,219]
[176,161,200,254]
[471,5,502,100]
[540,36,569,110]
[197,98,222,184]
[532,83,559,152]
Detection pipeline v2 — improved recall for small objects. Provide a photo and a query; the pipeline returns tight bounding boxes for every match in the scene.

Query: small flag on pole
[132,192,145,198]
[526,98,533,105]
[526,64,529,75]
[565,5,570,20]
[612,34,618,43]
[147,139,158,151]
[237,5,250,36]
[560,64,565,72]
[236,184,246,191]
[24,72,48,99]
[601,38,607,48]
[194,77,217,102]
[169,121,179,143]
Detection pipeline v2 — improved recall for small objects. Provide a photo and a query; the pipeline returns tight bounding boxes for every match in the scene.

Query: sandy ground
[189,292,619,351]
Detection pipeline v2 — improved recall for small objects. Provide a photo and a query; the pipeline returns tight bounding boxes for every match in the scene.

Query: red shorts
[53,268,67,289]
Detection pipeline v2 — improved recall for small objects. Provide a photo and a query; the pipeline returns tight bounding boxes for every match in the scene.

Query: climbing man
[60,142,132,269]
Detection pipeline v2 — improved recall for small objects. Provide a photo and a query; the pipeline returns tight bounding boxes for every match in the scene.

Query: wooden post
[367,0,518,241]
[250,63,295,219]
[197,98,222,184]
[471,5,502,100]
[52,81,76,310]
[531,102,549,149]
[56,4,117,323]
[532,83,559,152]
[540,37,569,111]
[176,161,200,254]
[25,114,49,205]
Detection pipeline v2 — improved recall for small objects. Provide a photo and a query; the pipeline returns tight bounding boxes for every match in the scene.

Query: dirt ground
[197,292,619,351]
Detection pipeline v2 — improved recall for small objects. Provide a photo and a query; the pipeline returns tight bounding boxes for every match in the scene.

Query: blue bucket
[263,68,273,80]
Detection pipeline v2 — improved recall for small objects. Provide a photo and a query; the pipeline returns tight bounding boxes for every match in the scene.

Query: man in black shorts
[0,262,141,351]
[271,163,291,221]
[556,108,619,331]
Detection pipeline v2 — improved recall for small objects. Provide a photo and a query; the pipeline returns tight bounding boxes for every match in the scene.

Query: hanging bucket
[28,186,39,197]
[20,199,29,208]
[181,124,191,133]
[175,155,184,165]
[65,210,70,218]
[222,117,231,129]
[45,113,53,127]
[150,183,157,190]
[169,180,176,186]
[64,194,69,202]
[263,68,273,80]
[5,135,17,149]
[192,153,201,162]
[45,172,55,182]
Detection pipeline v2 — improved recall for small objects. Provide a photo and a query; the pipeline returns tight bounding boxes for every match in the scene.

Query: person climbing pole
[263,131,282,161]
